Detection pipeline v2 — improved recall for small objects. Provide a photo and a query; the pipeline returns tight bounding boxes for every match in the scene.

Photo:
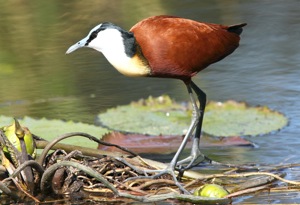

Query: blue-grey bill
[66,38,87,54]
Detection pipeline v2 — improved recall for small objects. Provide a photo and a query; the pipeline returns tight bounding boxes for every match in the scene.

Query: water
[0,0,299,203]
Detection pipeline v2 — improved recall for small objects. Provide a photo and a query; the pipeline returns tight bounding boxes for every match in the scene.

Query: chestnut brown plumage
[66,15,246,192]
[130,16,245,82]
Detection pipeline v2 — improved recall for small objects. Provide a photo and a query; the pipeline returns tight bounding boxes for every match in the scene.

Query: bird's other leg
[127,83,199,194]
[167,83,200,171]
[176,81,208,169]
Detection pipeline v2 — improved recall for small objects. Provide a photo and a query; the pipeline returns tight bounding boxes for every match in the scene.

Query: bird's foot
[176,138,212,170]
[177,153,212,170]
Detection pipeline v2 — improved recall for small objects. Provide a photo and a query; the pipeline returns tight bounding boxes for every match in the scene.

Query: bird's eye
[85,31,99,46]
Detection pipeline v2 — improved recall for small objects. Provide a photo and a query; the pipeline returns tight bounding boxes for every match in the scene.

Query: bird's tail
[227,23,247,35]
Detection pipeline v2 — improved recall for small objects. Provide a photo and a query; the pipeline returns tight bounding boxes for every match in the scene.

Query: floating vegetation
[0,118,298,204]
[97,95,288,137]
[0,97,292,203]
[0,116,109,149]
[204,100,288,137]
[99,131,253,155]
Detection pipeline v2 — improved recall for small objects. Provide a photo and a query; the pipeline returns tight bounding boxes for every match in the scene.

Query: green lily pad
[0,116,108,149]
[97,96,288,137]
[97,96,190,135]
[204,100,288,137]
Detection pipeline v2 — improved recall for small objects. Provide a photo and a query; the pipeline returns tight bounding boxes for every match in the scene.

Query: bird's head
[66,22,133,55]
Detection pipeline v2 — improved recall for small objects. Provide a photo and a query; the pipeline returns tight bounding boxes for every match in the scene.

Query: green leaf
[203,100,288,137]
[97,95,189,135]
[97,96,288,137]
[0,116,108,149]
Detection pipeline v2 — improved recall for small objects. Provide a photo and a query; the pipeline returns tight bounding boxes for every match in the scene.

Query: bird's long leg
[123,83,200,194]
[176,81,209,169]
[167,83,200,170]
[123,82,210,194]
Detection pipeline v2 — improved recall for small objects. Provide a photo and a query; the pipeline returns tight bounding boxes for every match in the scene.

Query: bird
[66,15,246,191]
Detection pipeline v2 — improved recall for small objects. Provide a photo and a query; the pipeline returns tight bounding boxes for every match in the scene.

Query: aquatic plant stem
[37,132,137,166]
[40,160,119,195]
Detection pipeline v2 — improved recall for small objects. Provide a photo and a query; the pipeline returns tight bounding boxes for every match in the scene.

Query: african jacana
[66,15,246,190]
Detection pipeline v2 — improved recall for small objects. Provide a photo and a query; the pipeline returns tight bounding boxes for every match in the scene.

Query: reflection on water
[0,0,300,202]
